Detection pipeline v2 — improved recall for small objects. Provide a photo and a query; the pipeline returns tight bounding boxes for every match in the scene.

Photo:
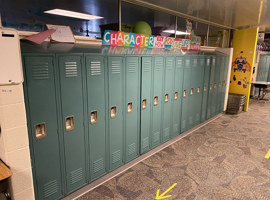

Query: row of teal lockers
[23,53,229,200]
[257,54,270,82]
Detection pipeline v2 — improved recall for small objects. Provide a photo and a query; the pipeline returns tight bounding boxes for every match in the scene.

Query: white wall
[0,84,35,199]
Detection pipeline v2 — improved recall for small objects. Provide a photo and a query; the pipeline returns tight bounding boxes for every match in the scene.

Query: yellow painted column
[229,27,258,111]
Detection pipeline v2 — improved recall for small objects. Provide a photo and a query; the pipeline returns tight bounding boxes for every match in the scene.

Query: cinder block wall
[0,84,35,200]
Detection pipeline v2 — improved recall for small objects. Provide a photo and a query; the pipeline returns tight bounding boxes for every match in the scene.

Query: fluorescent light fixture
[163,30,190,35]
[44,9,103,20]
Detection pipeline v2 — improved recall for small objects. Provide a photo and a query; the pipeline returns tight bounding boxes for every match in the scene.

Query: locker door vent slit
[90,61,101,76]
[153,132,160,143]
[43,180,58,198]
[32,63,49,80]
[128,61,137,73]
[65,62,78,77]
[112,150,121,164]
[128,143,136,155]
[142,137,149,149]
[143,61,151,72]
[155,61,162,71]
[111,61,121,74]
[70,168,83,185]
[93,158,104,173]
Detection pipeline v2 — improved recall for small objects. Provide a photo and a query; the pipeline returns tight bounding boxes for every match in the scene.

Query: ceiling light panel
[44,9,103,20]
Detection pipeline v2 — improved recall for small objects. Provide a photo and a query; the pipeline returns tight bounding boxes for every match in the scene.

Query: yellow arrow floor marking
[265,150,270,159]
[156,183,177,200]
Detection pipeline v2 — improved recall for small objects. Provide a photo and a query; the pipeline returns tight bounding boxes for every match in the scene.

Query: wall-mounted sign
[102,30,200,50]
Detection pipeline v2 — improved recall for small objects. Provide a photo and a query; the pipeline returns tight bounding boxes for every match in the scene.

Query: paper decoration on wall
[232,56,251,73]
[24,29,56,44]
[102,30,200,50]
[46,24,75,43]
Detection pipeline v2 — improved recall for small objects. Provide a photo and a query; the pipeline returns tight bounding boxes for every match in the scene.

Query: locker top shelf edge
[20,41,229,56]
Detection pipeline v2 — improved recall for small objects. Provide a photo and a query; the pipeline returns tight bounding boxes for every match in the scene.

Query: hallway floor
[77,97,270,200]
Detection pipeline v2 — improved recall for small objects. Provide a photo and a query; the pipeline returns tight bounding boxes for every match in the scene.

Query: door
[108,56,124,170]
[194,56,205,125]
[201,56,211,122]
[181,56,191,132]
[214,55,221,115]
[162,56,175,142]
[85,56,107,181]
[125,56,140,162]
[140,56,152,154]
[207,56,216,119]
[58,55,87,193]
[24,55,63,200]
[172,57,184,137]
[151,56,164,148]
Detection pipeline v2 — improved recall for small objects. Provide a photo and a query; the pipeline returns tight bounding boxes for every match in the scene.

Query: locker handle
[65,116,75,131]
[90,111,98,124]
[183,90,186,98]
[204,85,207,92]
[142,99,147,109]
[223,80,226,86]
[219,82,221,88]
[210,84,213,91]
[127,102,132,113]
[214,83,217,89]
[165,94,169,103]
[154,96,158,106]
[34,123,46,140]
[190,88,193,96]
[174,92,178,100]
[110,106,117,118]
[197,87,200,93]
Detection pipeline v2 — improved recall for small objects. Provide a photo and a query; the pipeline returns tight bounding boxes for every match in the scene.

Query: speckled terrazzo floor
[77,96,270,200]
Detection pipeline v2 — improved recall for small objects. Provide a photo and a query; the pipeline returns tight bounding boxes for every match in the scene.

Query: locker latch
[174,92,178,100]
[154,96,158,106]
[183,90,186,98]
[110,106,117,118]
[65,116,75,131]
[90,111,98,124]
[34,123,46,140]
[190,88,193,96]
[142,99,147,109]
[165,94,169,103]
[219,82,221,88]
[197,87,200,93]
[127,102,133,113]
[223,80,226,86]
[204,85,207,92]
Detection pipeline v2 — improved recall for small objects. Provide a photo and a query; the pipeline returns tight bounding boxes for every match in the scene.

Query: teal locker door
[125,56,140,162]
[162,56,175,142]
[188,56,197,129]
[24,56,63,200]
[194,56,205,125]
[151,56,164,148]
[172,57,184,137]
[140,57,152,153]
[257,56,265,81]
[201,57,211,122]
[221,55,228,112]
[266,56,270,81]
[85,56,106,181]
[214,56,221,115]
[108,56,124,170]
[218,56,225,113]
[58,55,86,193]
[181,57,191,132]
[207,56,216,119]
